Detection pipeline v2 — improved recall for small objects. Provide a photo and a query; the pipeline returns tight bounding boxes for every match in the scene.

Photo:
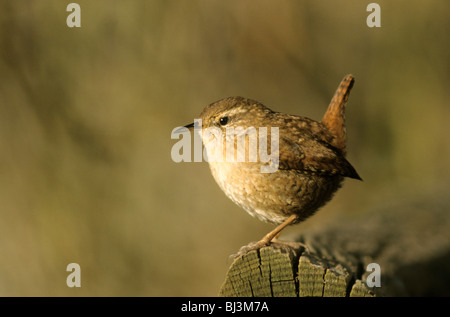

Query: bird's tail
[321,74,355,156]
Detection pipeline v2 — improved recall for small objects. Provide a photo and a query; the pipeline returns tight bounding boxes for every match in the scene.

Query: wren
[182,75,361,251]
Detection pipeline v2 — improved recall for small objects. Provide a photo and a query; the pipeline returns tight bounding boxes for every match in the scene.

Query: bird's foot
[230,238,272,260]
[230,238,310,260]
[272,239,310,252]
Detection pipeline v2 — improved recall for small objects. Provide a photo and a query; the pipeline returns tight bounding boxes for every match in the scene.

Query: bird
[182,75,361,253]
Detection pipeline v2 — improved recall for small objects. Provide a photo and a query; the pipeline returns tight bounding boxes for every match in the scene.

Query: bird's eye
[219,116,229,126]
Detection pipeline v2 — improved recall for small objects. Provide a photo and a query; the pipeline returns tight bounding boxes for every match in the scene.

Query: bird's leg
[232,215,298,259]
[260,214,310,254]
[258,214,298,245]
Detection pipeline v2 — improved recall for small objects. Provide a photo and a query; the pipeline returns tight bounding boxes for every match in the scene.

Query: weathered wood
[219,246,299,297]
[219,195,450,297]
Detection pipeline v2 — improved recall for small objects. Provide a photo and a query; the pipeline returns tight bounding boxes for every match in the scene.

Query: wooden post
[219,197,450,296]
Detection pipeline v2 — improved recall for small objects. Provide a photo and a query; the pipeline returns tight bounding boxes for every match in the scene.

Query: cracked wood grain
[219,194,450,297]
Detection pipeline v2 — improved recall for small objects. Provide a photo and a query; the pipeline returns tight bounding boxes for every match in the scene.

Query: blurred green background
[0,0,449,296]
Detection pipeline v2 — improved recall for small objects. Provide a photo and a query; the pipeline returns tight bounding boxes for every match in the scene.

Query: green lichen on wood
[297,254,326,297]
[219,246,297,297]
[219,244,374,297]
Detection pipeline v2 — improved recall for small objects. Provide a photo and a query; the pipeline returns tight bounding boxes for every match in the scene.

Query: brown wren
[183,75,361,252]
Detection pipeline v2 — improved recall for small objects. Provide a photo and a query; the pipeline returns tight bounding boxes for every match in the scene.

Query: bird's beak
[184,122,195,129]
[174,122,196,134]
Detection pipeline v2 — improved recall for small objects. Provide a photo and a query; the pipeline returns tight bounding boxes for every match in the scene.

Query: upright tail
[321,74,355,156]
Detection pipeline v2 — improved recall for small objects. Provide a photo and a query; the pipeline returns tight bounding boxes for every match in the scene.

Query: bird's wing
[277,131,361,180]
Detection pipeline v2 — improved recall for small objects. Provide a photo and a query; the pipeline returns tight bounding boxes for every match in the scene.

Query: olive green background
[0,0,449,296]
